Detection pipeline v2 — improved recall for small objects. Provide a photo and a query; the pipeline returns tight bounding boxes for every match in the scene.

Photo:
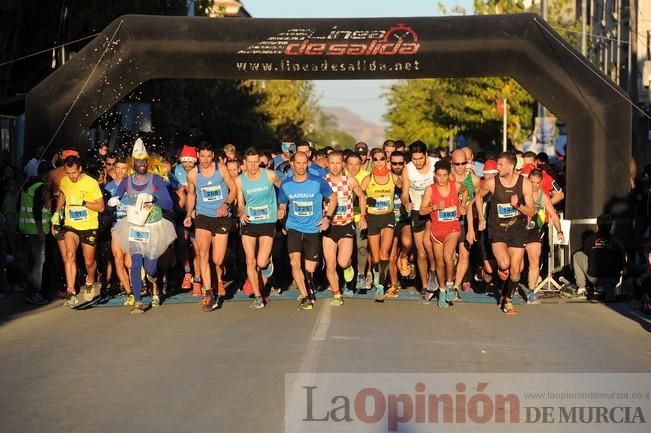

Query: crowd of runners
[8,137,572,316]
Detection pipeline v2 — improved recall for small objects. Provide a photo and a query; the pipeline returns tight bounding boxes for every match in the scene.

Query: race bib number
[69,206,88,222]
[374,196,391,212]
[128,226,151,243]
[497,203,519,219]
[438,206,457,222]
[200,185,223,202]
[336,203,348,215]
[248,205,270,221]
[294,201,314,217]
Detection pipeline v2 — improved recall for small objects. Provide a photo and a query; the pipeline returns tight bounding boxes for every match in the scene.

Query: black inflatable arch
[25,13,631,227]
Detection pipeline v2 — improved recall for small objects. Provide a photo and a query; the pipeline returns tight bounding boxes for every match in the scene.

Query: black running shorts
[287,229,322,261]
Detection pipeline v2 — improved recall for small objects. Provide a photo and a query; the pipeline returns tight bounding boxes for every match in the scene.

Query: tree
[310,111,356,149]
[248,80,319,144]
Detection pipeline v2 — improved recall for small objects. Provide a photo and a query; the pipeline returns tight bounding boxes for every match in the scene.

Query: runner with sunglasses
[360,149,400,302]
[387,151,412,298]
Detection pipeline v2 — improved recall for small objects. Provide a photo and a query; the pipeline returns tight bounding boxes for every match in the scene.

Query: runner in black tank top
[476,152,535,316]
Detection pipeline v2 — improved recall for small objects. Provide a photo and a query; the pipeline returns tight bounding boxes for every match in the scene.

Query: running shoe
[501,301,518,315]
[408,264,416,280]
[151,295,160,308]
[298,296,313,311]
[356,275,366,290]
[343,265,355,283]
[201,291,215,312]
[250,296,265,309]
[426,274,439,292]
[398,253,411,277]
[191,281,203,297]
[181,273,192,290]
[385,286,400,299]
[342,283,355,298]
[527,291,540,304]
[131,302,145,315]
[438,295,449,309]
[242,278,253,295]
[330,294,343,306]
[83,283,95,302]
[365,272,373,289]
[445,287,456,303]
[374,284,385,302]
[63,293,78,308]
[419,290,433,304]
[24,293,49,306]
[123,293,135,306]
[261,258,274,279]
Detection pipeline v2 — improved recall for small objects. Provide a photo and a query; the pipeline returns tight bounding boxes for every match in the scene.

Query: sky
[243,0,474,126]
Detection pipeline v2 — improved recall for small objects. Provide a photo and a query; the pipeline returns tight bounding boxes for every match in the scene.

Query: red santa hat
[180,145,197,162]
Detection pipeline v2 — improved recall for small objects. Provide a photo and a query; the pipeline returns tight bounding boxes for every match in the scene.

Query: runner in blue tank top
[278,151,337,311]
[184,141,237,312]
[236,148,282,309]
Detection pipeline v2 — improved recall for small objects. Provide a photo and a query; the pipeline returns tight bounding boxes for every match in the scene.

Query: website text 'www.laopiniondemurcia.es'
[235,23,421,74]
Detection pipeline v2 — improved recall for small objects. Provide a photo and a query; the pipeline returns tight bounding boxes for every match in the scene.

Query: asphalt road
[1,296,649,433]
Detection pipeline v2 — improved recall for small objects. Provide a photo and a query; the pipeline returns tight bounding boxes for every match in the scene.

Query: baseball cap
[483,160,498,174]
[354,142,368,152]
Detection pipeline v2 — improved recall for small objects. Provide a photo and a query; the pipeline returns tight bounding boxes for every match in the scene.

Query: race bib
[248,205,270,221]
[336,203,348,215]
[128,226,151,243]
[438,206,458,222]
[497,203,519,219]
[69,206,88,222]
[200,185,223,202]
[374,196,391,212]
[294,201,314,217]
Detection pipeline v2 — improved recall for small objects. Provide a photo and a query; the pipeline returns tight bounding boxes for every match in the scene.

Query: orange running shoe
[191,280,203,297]
[242,278,253,295]
[181,273,192,290]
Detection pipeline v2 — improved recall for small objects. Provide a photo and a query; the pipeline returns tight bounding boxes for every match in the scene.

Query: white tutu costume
[113,192,177,259]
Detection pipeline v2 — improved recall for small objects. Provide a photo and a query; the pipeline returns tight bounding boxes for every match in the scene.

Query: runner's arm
[517,177,536,218]
[268,169,281,188]
[475,178,493,230]
[350,177,367,218]
[543,193,563,239]
[219,163,238,208]
[401,171,411,211]
[419,186,433,216]
[185,168,197,220]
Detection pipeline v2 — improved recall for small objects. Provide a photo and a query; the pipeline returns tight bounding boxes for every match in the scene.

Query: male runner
[387,150,412,298]
[450,149,480,296]
[323,151,367,306]
[420,160,467,308]
[345,152,371,292]
[184,141,237,312]
[278,151,337,311]
[236,148,282,309]
[402,140,439,302]
[55,156,105,307]
[476,152,535,315]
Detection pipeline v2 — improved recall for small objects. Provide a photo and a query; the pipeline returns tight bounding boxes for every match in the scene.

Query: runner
[361,149,400,301]
[387,150,412,298]
[236,148,282,309]
[525,168,564,303]
[278,151,337,311]
[105,155,133,305]
[402,140,439,302]
[174,145,200,292]
[323,150,367,306]
[476,152,535,315]
[111,139,177,314]
[450,149,480,298]
[345,152,371,293]
[420,160,467,308]
[54,155,105,307]
[184,141,237,312]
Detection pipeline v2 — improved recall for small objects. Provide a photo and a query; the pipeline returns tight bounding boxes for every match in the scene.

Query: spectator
[572,214,626,300]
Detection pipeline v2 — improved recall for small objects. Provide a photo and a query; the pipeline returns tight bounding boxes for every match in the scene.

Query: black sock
[504,277,519,300]
[305,271,316,300]
[379,260,389,285]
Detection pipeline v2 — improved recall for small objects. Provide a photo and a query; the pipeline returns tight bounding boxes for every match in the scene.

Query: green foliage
[384,78,535,149]
[249,80,319,143]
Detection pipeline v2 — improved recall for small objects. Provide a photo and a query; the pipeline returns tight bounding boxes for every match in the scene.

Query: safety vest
[18,182,52,235]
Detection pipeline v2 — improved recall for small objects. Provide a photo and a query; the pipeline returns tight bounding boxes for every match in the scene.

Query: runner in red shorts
[420,160,467,308]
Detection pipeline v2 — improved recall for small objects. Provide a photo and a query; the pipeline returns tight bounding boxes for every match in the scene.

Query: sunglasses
[259,163,267,168]
[105,162,115,166]
[373,157,386,162]
[452,162,467,166]
[391,161,404,165]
